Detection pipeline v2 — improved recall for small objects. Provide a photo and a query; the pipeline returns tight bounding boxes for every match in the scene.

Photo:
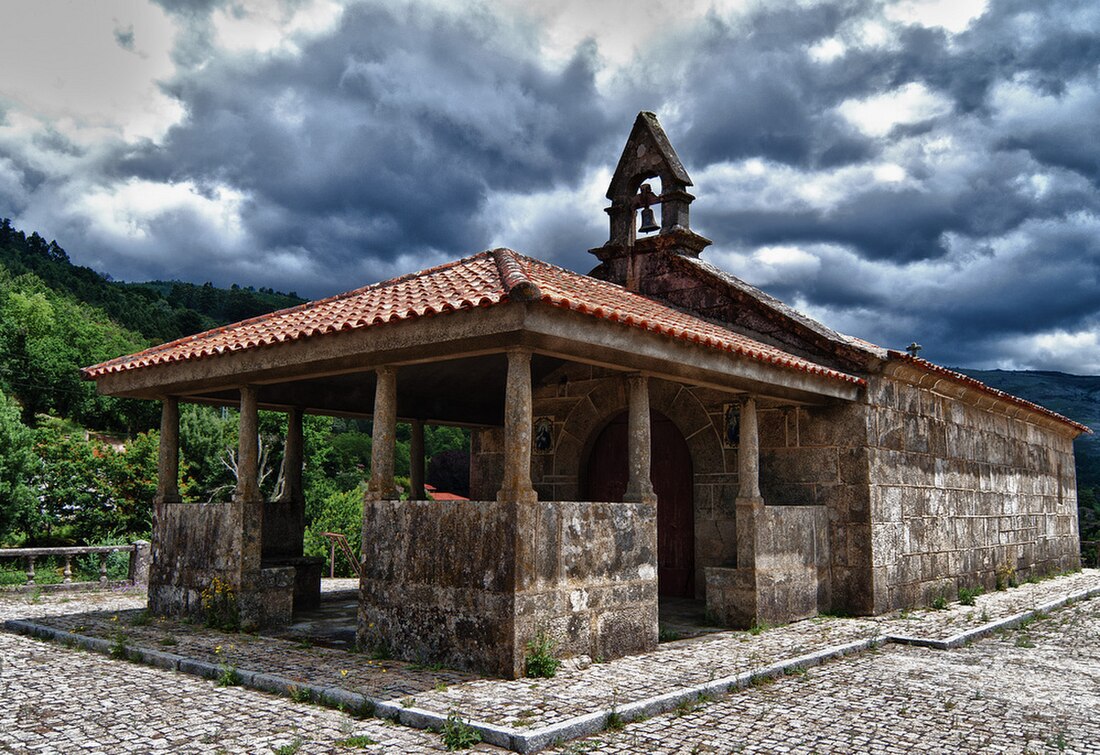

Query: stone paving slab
[868,569,1100,646]
[0,632,492,754]
[549,594,1100,754]
[5,570,1099,753]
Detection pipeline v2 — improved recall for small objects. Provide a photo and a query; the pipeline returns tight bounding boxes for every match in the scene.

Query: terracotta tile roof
[887,351,1092,435]
[82,249,863,386]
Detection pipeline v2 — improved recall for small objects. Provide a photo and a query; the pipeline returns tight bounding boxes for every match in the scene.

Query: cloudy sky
[1,0,1099,373]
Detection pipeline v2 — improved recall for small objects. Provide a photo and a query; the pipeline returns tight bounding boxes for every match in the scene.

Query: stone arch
[556,376,724,486]
[554,376,733,598]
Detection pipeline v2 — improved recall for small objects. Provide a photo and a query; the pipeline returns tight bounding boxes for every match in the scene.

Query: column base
[496,487,538,504]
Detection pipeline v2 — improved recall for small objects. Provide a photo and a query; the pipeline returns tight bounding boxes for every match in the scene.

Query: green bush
[303,488,364,577]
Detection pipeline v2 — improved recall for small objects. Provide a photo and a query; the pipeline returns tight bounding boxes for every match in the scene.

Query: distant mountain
[0,219,305,344]
[955,368,1100,544]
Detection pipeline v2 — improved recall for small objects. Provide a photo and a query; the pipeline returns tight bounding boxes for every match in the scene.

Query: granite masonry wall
[757,403,875,615]
[468,365,738,600]
[865,373,1082,612]
[706,503,829,627]
[149,500,293,629]
[467,361,1083,624]
[358,498,656,679]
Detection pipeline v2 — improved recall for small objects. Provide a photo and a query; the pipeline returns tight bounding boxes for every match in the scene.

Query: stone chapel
[83,112,1089,678]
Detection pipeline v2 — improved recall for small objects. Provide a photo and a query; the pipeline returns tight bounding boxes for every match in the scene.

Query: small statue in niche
[534,416,554,453]
[723,404,739,448]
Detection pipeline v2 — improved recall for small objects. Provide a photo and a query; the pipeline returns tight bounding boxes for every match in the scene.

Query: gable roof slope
[83,249,863,386]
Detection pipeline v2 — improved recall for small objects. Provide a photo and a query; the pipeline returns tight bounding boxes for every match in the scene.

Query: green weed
[440,711,481,751]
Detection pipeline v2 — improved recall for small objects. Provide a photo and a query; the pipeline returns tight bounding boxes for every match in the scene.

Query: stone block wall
[149,501,248,619]
[261,498,305,559]
[754,504,830,623]
[706,503,829,628]
[468,364,736,599]
[358,498,656,678]
[865,373,1082,611]
[513,499,658,667]
[149,499,291,628]
[757,404,874,615]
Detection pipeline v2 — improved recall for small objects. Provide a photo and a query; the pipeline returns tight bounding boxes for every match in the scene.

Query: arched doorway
[584,410,695,598]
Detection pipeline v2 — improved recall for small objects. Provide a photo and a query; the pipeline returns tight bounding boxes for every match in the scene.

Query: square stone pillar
[497,348,537,504]
[366,366,400,502]
[410,418,426,500]
[624,374,657,503]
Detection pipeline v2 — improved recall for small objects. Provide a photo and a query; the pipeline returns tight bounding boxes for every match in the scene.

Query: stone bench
[261,556,324,611]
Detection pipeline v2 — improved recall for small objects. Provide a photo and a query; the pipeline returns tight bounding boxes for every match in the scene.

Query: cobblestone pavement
[551,594,1100,754]
[0,589,498,754]
[3,572,1099,753]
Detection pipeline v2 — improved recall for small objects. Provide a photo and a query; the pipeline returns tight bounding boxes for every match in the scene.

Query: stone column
[236,385,260,501]
[280,407,304,503]
[623,374,656,503]
[410,418,426,500]
[735,394,763,569]
[367,366,399,501]
[155,397,181,503]
[497,348,537,504]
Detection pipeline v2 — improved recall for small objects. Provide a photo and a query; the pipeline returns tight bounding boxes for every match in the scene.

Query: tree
[0,391,35,544]
[100,430,166,537]
[27,420,114,544]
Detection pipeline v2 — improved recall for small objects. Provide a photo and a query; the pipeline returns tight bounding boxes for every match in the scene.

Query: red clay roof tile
[887,351,1091,435]
[82,249,863,386]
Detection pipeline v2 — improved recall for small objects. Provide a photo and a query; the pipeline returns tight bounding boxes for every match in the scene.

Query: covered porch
[84,250,862,678]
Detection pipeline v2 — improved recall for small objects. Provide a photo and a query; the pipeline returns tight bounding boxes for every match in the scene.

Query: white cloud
[76,180,245,243]
[838,82,954,137]
[883,0,989,34]
[695,156,917,217]
[807,37,846,63]
[0,0,182,142]
[212,0,346,55]
[996,328,1100,374]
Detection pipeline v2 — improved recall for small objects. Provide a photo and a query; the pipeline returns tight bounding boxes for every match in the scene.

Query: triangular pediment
[607,112,693,200]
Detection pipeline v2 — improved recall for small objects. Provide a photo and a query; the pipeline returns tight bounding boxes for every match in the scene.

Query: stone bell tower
[589,111,711,291]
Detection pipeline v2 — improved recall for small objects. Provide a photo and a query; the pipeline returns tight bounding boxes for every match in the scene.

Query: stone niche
[358,498,658,678]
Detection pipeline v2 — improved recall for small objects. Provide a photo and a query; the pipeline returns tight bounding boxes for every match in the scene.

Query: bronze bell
[638,206,659,234]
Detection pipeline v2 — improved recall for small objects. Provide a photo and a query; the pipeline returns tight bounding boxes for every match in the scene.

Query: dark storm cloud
[111,2,613,292]
[3,0,1099,372]
[669,1,880,169]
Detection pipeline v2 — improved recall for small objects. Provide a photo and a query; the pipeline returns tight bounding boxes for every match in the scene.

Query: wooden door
[585,411,695,598]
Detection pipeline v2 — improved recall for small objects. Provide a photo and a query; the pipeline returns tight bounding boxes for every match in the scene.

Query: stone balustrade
[0,542,149,588]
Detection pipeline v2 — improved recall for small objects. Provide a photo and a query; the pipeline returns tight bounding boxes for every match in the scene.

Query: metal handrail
[320,532,362,580]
